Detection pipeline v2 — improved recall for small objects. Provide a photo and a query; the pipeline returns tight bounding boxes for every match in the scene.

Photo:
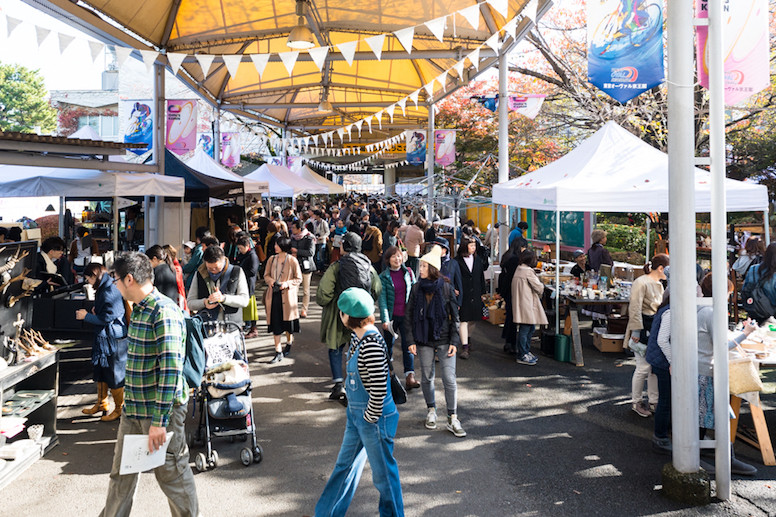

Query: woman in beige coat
[511,249,548,366]
[263,233,302,364]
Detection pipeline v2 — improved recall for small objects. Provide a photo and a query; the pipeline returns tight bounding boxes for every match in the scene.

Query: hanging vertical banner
[165,100,197,155]
[696,0,769,105]
[434,130,456,167]
[507,94,546,119]
[121,100,154,156]
[220,132,241,167]
[197,134,214,158]
[587,0,665,103]
[405,130,427,166]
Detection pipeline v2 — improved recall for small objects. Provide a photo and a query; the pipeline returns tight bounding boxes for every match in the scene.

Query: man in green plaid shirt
[99,252,199,517]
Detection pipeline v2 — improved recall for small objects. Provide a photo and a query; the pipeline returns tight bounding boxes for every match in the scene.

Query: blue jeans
[517,324,535,357]
[383,315,413,375]
[329,344,345,383]
[315,243,327,271]
[653,366,671,440]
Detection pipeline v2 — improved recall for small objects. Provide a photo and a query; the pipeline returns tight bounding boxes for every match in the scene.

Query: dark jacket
[153,263,179,303]
[291,231,316,273]
[646,305,671,371]
[378,265,415,322]
[238,248,260,296]
[337,252,373,293]
[404,281,461,348]
[440,255,463,306]
[83,274,128,388]
[587,243,613,272]
[455,254,487,322]
[497,255,520,344]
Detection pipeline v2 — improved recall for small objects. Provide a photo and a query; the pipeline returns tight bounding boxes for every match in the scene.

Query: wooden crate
[593,329,625,352]
[487,307,506,325]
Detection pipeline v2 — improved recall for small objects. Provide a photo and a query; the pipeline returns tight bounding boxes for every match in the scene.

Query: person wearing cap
[435,237,462,305]
[570,249,591,279]
[587,229,613,272]
[180,241,195,267]
[405,246,466,438]
[314,287,404,516]
[317,232,382,403]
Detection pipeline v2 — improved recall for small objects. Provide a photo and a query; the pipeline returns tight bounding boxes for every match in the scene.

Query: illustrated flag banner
[405,130,427,166]
[434,130,456,167]
[220,132,241,167]
[165,100,197,155]
[695,0,769,105]
[587,0,665,104]
[121,100,154,156]
[197,133,214,158]
[507,94,546,119]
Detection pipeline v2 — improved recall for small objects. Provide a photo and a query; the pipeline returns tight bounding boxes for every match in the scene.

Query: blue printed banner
[587,0,665,104]
[405,130,427,166]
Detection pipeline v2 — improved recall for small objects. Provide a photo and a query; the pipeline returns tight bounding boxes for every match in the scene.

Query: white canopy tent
[293,165,346,195]
[244,164,330,197]
[185,149,269,195]
[492,122,770,340]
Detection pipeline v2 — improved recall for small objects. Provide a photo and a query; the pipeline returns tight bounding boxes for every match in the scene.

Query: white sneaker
[425,408,437,429]
[447,414,466,437]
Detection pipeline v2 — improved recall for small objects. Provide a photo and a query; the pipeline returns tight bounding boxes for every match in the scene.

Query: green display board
[534,210,585,248]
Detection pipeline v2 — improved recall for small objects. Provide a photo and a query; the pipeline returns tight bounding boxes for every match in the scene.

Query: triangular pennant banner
[386,104,396,123]
[364,34,385,61]
[322,132,329,146]
[308,46,329,71]
[524,0,538,22]
[458,4,480,30]
[114,46,132,68]
[486,0,509,18]
[6,16,22,38]
[34,26,51,48]
[424,16,447,43]
[140,50,159,72]
[453,59,465,79]
[345,125,353,140]
[409,89,420,108]
[337,128,344,143]
[87,40,104,62]
[278,50,300,76]
[312,134,319,146]
[250,54,270,78]
[166,52,187,76]
[375,111,383,129]
[355,119,364,136]
[222,54,242,78]
[397,97,407,116]
[337,40,358,67]
[502,18,517,39]
[365,116,373,133]
[58,33,75,55]
[436,71,448,91]
[393,27,415,54]
[468,47,481,70]
[485,33,500,55]
[196,54,216,77]
[424,82,434,98]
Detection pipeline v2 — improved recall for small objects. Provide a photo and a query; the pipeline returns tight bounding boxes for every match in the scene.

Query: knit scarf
[413,277,446,343]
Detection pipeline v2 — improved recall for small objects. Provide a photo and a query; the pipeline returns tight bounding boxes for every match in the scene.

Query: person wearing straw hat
[405,246,466,438]
[315,287,404,517]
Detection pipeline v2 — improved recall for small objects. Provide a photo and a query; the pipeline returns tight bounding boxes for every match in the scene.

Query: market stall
[243,163,330,197]
[293,164,346,195]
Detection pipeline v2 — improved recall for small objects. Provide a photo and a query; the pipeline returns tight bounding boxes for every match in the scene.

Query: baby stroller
[187,321,263,471]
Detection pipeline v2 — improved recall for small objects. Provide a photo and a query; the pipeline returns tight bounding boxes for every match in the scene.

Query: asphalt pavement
[4,278,776,516]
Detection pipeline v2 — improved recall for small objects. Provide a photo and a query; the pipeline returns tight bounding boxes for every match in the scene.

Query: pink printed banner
[696,0,770,105]
[507,94,546,119]
[434,130,456,167]
[165,100,197,155]
[220,132,240,167]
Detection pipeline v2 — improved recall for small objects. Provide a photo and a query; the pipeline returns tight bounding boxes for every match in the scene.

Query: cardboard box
[487,307,506,326]
[593,328,625,352]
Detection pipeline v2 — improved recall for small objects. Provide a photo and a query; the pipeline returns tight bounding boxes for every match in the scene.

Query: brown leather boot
[82,382,109,415]
[459,345,470,360]
[101,387,123,422]
[405,372,420,390]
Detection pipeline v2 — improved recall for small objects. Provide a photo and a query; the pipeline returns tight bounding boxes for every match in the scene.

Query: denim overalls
[315,329,404,517]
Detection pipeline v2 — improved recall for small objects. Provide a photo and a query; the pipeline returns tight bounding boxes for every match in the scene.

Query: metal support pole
[497,48,510,261]
[708,0,731,497]
[645,216,651,260]
[765,210,771,245]
[58,196,65,238]
[112,197,119,252]
[555,210,560,334]
[214,108,221,164]
[667,0,700,474]
[153,63,165,247]
[143,196,150,250]
[426,102,435,219]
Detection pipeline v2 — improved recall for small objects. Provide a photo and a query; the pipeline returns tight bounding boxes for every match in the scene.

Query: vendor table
[562,296,630,367]
[730,394,775,466]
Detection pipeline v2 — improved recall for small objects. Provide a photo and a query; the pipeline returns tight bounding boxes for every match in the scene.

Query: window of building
[78,114,119,139]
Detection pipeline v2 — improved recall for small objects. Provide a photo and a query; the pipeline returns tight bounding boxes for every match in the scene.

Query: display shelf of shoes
[0,350,59,490]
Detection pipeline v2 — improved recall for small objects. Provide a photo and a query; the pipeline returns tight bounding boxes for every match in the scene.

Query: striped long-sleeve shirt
[124,289,188,428]
[347,329,389,423]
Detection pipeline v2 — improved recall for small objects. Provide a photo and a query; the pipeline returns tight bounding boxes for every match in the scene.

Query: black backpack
[148,306,206,389]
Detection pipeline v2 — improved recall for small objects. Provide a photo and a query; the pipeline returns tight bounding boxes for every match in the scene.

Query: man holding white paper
[99,252,199,517]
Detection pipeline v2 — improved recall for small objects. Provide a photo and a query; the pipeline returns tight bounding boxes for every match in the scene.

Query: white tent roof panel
[185,149,269,194]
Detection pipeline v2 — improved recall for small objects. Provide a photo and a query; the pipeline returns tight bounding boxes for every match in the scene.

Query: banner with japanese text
[220,132,240,167]
[165,100,197,155]
[434,130,456,167]
[695,0,769,105]
[405,130,427,166]
[587,0,665,104]
[121,100,153,156]
[507,94,546,119]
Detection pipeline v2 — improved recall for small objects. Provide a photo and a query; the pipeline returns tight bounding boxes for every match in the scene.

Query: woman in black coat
[454,236,486,359]
[75,263,128,422]
[237,236,261,338]
[146,245,179,303]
